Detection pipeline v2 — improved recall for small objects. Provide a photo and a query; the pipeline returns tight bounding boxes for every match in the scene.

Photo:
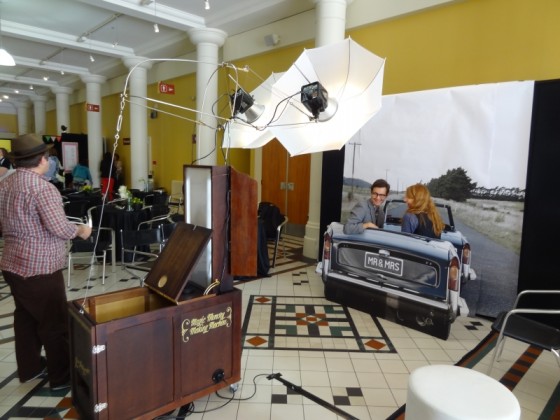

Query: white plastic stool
[406,365,520,420]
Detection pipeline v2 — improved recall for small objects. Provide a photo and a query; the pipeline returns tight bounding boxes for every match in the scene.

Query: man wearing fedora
[0,134,92,391]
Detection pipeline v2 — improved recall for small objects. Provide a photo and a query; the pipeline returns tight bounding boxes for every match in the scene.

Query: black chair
[159,222,178,250]
[488,289,560,374]
[120,228,163,284]
[64,199,90,224]
[258,202,289,267]
[67,227,114,288]
[137,204,173,230]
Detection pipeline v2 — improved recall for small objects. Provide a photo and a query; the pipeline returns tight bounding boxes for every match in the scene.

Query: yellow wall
[43,0,560,192]
[351,0,560,94]
[0,113,17,135]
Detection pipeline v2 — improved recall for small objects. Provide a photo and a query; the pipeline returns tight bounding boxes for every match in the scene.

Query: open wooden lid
[144,222,212,303]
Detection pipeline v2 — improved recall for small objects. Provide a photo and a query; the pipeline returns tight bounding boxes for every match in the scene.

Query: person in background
[71,159,92,189]
[114,153,123,190]
[401,183,444,239]
[344,178,390,234]
[99,152,116,200]
[0,134,92,391]
[0,147,13,181]
[44,147,63,190]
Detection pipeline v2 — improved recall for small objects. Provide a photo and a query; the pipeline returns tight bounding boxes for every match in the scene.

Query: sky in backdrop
[343,81,534,192]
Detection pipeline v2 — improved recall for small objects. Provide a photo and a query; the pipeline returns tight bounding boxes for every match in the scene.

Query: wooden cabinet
[68,223,242,419]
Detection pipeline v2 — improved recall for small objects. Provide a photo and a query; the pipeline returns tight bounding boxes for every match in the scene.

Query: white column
[51,86,73,135]
[188,28,227,165]
[122,57,152,190]
[15,101,30,135]
[31,95,47,136]
[303,0,353,259]
[80,75,106,188]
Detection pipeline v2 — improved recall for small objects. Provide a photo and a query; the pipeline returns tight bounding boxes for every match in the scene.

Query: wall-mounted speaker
[264,33,280,47]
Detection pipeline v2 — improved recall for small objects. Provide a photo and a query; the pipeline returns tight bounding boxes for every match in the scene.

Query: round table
[406,365,520,420]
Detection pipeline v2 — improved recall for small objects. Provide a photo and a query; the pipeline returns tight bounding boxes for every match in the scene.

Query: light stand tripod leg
[267,372,359,420]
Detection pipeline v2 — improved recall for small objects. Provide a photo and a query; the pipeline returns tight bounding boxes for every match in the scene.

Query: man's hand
[363,222,378,230]
[76,224,92,239]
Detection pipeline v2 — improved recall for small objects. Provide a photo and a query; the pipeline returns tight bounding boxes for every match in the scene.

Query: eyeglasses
[371,192,387,199]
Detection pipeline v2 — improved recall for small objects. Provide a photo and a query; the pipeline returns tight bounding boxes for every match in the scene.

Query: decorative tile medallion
[242,295,396,353]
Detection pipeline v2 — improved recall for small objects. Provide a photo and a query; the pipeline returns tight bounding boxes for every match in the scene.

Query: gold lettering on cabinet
[181,306,232,343]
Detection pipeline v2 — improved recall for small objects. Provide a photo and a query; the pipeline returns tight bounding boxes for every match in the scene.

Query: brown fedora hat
[9,134,53,160]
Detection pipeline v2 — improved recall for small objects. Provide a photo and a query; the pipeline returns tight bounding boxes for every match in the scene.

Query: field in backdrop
[340,186,523,254]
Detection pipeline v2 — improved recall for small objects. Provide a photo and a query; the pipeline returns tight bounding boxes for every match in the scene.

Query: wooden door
[261,139,310,227]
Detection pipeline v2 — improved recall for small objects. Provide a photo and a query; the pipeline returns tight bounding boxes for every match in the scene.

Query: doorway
[261,139,310,237]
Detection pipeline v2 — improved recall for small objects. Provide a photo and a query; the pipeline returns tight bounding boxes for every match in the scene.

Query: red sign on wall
[158,81,175,94]
[86,103,100,112]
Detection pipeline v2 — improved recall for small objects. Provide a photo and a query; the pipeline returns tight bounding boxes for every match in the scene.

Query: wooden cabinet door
[261,139,310,226]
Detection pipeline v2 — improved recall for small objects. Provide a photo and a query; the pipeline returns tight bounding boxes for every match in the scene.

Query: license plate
[364,252,404,276]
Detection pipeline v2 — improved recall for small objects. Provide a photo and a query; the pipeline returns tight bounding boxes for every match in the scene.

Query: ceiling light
[153,23,159,33]
[60,69,65,75]
[89,54,95,63]
[205,0,210,10]
[14,89,19,94]
[2,94,8,99]
[43,76,49,81]
[0,48,14,66]
[0,3,14,66]
[29,85,33,90]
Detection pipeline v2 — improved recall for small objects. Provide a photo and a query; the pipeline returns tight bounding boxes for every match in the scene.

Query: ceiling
[0,0,313,104]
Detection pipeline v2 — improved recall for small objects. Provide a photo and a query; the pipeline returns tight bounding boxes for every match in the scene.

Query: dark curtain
[517,78,560,323]
[318,148,345,260]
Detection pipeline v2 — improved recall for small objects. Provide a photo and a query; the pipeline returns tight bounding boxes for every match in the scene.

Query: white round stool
[406,365,520,420]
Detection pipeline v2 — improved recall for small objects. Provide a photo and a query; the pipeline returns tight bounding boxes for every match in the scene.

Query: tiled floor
[0,235,557,419]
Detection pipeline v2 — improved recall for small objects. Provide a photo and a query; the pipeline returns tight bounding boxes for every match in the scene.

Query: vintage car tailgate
[328,222,456,301]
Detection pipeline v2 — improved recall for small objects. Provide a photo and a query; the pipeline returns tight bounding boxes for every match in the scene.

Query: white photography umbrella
[269,38,385,156]
[222,72,284,150]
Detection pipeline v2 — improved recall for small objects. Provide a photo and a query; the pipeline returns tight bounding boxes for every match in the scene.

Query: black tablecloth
[89,205,150,261]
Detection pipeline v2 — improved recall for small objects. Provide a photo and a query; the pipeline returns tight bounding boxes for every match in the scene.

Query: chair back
[121,228,162,249]
[160,222,178,244]
[64,200,90,223]
[70,228,111,253]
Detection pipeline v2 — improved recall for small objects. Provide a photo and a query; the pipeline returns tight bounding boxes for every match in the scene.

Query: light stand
[267,372,359,420]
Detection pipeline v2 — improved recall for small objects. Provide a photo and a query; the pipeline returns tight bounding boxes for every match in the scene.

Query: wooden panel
[68,288,242,420]
[261,139,287,210]
[262,139,310,225]
[230,167,257,276]
[287,153,310,225]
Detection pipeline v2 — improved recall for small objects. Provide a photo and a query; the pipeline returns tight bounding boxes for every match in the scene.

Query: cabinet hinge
[94,402,108,413]
[92,345,106,354]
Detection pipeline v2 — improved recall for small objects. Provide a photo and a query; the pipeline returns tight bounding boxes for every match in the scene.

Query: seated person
[344,179,390,234]
[72,160,92,188]
[401,183,444,239]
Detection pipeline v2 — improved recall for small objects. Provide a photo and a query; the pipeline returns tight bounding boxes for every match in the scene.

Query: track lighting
[153,23,159,33]
[205,0,210,10]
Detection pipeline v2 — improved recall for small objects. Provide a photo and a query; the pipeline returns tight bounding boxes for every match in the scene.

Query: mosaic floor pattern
[242,295,397,354]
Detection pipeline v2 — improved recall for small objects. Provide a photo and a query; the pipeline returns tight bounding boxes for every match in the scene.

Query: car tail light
[323,232,332,262]
[462,244,471,265]
[448,257,460,291]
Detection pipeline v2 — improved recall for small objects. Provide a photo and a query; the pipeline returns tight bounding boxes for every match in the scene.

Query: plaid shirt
[0,168,78,277]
